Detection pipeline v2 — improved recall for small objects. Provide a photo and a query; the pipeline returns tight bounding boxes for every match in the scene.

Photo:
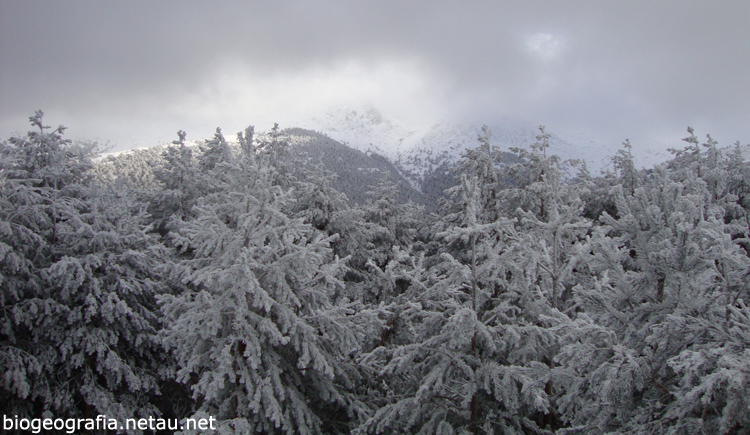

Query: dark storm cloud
[2,1,749,151]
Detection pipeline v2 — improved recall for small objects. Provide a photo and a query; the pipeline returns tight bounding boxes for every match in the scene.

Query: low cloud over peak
[2,1,749,153]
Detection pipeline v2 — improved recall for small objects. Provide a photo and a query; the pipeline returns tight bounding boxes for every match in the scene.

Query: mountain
[278,128,424,206]
[95,104,681,211]
[300,105,625,201]
[94,128,427,208]
[304,104,423,161]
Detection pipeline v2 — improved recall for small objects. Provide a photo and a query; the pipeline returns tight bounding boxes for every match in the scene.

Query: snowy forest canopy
[2,111,750,434]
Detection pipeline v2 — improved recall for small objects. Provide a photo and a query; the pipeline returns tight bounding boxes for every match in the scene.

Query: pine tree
[1,112,171,423]
[159,132,359,434]
[554,162,750,433]
[359,174,559,434]
[149,130,206,232]
[358,129,568,433]
[336,176,425,304]
[292,163,349,234]
[198,128,233,173]
[611,139,638,196]
[500,126,565,222]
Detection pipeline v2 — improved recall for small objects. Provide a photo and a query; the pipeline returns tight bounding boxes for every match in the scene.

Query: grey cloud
[2,0,749,151]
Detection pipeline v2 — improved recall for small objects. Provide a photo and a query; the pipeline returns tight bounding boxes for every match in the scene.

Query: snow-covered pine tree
[358,131,562,433]
[292,163,349,234]
[554,161,750,433]
[500,126,564,223]
[149,130,206,233]
[580,139,635,222]
[42,181,172,424]
[363,176,423,255]
[0,111,80,417]
[198,127,233,173]
[1,112,171,424]
[473,125,593,314]
[159,128,359,434]
[452,125,501,222]
[510,135,592,312]
[256,123,295,189]
[611,139,638,196]
[336,176,425,304]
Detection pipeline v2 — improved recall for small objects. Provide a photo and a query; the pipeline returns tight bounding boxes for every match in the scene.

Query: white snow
[298,104,665,189]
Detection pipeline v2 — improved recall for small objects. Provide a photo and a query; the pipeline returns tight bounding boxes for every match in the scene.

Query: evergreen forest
[3,111,750,434]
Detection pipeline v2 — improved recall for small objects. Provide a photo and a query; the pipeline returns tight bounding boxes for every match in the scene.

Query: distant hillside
[92,145,166,189]
[281,128,426,207]
[301,105,638,193]
[91,128,428,210]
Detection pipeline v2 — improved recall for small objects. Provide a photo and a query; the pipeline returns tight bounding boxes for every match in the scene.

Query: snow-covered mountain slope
[301,105,629,191]
[92,127,427,208]
[95,104,683,206]
[303,105,426,161]
[278,128,424,206]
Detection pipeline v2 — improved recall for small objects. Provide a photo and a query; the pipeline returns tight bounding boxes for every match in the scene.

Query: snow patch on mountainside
[110,104,678,192]
[396,121,539,188]
[302,105,427,161]
[302,105,636,190]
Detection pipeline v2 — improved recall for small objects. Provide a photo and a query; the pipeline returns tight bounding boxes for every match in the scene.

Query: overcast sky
[1,1,749,155]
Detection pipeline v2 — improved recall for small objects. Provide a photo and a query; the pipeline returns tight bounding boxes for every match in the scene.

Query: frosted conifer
[159,128,358,434]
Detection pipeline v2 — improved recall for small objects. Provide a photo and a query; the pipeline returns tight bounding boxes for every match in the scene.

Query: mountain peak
[306,104,425,161]
[297,105,678,194]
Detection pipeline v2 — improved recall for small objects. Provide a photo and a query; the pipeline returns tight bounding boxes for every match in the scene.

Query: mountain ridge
[299,105,627,193]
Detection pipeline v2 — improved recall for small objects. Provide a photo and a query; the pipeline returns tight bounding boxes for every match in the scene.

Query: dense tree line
[2,111,750,434]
